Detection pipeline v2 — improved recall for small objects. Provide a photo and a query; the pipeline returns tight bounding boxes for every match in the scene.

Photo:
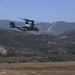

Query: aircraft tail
[10,21,16,28]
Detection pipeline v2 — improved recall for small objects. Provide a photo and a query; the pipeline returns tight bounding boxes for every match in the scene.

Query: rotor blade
[19,17,27,21]
[19,17,34,22]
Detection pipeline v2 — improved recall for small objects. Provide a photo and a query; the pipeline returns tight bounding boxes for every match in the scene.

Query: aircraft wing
[16,27,27,32]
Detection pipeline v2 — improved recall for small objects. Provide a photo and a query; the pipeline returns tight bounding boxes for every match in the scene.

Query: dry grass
[0,62,75,75]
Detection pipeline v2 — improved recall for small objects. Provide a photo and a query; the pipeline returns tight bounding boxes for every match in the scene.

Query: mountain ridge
[0,20,75,35]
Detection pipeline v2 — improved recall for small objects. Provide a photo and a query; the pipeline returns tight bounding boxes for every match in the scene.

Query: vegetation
[0,28,75,62]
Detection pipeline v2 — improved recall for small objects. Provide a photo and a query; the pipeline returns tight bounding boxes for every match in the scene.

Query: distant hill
[51,21,75,35]
[0,20,75,35]
[0,20,24,31]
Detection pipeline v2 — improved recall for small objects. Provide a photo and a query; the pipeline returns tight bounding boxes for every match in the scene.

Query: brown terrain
[0,62,75,75]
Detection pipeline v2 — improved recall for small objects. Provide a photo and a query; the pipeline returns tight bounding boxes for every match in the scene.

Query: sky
[0,0,75,23]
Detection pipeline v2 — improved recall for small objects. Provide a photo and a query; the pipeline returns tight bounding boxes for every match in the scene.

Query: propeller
[19,17,34,22]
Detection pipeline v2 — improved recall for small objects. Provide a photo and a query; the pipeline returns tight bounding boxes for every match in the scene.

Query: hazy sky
[0,0,75,23]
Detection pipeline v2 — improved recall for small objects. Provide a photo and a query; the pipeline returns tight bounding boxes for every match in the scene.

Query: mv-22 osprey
[10,18,39,32]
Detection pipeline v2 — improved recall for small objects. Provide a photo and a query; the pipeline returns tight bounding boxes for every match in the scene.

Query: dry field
[0,62,75,75]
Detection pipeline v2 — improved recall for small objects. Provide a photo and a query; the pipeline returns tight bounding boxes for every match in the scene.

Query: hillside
[0,28,55,56]
[0,28,75,57]
[58,29,75,37]
[0,21,75,62]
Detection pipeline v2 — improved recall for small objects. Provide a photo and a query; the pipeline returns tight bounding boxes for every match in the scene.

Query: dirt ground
[0,62,75,75]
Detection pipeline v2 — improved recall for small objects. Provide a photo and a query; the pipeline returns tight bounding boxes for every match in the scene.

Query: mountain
[0,28,56,56]
[0,20,75,35]
[51,21,75,35]
[0,27,75,55]
[0,28,75,62]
